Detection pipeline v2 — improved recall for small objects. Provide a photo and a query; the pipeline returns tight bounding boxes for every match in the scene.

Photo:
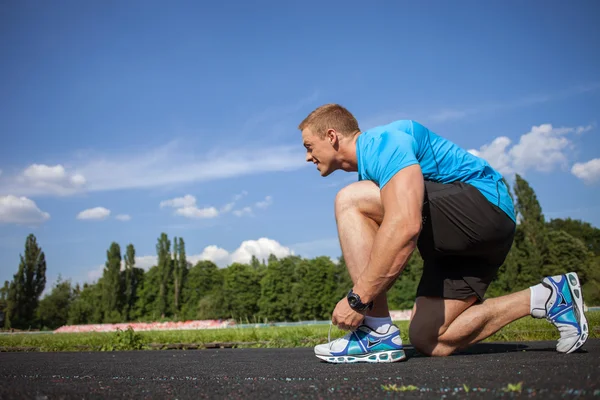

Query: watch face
[348,295,358,307]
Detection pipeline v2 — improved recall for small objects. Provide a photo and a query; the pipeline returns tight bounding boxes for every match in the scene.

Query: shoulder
[360,120,415,139]
[357,120,418,152]
[357,120,420,187]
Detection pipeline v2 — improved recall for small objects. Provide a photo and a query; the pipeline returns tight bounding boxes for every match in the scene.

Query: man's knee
[408,296,476,357]
[408,321,453,357]
[334,181,383,221]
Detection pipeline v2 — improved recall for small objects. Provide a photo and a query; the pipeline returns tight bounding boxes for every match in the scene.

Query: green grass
[1,311,598,352]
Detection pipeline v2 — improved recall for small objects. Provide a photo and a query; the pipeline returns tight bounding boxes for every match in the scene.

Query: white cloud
[468,123,593,177]
[232,195,273,217]
[2,164,88,196]
[0,195,50,225]
[468,136,514,175]
[160,195,197,209]
[191,245,231,265]
[189,238,293,267]
[220,191,248,213]
[0,141,307,198]
[509,124,574,173]
[161,194,220,219]
[255,195,273,209]
[161,191,270,220]
[115,214,131,221]
[221,202,235,213]
[133,255,159,270]
[175,206,219,219]
[572,158,600,185]
[229,238,292,264]
[77,207,111,220]
[575,125,594,135]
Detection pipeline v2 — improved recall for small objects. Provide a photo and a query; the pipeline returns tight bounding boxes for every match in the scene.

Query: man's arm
[352,163,425,304]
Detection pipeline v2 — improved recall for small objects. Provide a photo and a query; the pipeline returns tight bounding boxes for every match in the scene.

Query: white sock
[363,315,393,333]
[530,283,552,318]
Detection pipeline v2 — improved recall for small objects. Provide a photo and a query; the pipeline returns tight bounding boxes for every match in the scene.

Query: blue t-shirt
[356,120,516,223]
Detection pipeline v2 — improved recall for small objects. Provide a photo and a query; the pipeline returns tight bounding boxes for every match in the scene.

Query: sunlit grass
[1,311,597,352]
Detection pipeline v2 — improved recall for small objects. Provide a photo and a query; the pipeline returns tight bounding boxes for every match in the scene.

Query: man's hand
[331,297,366,330]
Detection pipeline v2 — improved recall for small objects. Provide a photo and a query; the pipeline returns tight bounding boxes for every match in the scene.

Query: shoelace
[327,320,360,350]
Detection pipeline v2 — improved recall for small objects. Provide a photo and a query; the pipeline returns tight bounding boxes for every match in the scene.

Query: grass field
[1,311,598,352]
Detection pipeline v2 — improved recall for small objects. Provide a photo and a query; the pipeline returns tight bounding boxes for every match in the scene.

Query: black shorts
[415,180,516,302]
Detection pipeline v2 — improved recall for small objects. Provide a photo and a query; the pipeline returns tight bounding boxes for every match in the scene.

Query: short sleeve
[358,131,419,188]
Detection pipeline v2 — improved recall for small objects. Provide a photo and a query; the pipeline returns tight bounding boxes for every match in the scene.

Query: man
[298,103,588,363]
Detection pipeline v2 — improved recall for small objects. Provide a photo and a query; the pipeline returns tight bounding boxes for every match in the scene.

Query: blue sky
[1,0,599,291]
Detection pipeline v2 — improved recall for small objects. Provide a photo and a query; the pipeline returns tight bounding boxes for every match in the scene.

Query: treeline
[1,174,599,331]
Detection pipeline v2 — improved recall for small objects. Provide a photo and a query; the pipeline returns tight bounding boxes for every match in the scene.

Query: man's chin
[320,168,334,177]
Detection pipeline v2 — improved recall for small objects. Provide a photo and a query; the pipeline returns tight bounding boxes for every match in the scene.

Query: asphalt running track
[1,340,598,399]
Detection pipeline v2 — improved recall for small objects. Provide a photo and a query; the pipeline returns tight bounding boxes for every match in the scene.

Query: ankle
[530,283,551,318]
[364,315,393,333]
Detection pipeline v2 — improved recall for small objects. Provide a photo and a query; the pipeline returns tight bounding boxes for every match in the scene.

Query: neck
[338,131,361,172]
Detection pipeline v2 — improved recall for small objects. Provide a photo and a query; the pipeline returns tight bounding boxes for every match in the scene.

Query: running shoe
[542,272,589,353]
[314,323,406,363]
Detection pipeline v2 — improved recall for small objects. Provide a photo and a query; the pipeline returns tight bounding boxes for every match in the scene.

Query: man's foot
[537,272,589,353]
[314,323,406,363]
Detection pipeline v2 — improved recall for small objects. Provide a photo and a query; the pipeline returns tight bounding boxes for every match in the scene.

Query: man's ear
[326,129,337,145]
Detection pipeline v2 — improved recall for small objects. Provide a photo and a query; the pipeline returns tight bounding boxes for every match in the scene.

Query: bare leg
[410,289,531,356]
[334,181,389,317]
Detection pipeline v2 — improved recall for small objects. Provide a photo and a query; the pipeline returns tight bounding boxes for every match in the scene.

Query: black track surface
[1,340,598,399]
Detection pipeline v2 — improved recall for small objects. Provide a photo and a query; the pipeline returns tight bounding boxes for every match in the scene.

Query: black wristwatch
[347,289,373,312]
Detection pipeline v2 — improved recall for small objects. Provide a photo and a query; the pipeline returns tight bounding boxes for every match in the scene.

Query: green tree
[292,257,333,320]
[172,237,188,319]
[37,276,74,330]
[547,218,600,256]
[319,256,352,319]
[258,255,297,322]
[222,262,260,322]
[123,244,143,321]
[0,280,9,328]
[134,265,162,321]
[156,233,172,318]
[68,282,104,325]
[544,230,594,282]
[5,234,47,329]
[102,242,123,322]
[181,260,223,320]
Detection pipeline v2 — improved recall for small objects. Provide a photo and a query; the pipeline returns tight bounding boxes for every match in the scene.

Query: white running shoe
[539,272,589,353]
[314,323,406,363]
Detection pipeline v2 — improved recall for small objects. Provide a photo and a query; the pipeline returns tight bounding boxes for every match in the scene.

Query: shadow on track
[403,341,589,358]
[404,342,530,358]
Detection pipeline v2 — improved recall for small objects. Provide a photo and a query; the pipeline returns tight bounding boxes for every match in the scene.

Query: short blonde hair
[298,103,360,138]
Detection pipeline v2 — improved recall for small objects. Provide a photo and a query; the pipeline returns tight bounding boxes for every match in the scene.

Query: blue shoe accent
[542,272,588,354]
[545,275,579,332]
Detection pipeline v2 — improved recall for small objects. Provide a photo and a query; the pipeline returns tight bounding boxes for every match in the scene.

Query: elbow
[405,220,422,244]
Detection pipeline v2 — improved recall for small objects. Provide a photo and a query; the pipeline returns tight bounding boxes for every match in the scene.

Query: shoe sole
[315,349,406,363]
[564,272,589,354]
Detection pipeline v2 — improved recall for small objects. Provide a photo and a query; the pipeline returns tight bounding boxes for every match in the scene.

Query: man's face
[302,128,336,177]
